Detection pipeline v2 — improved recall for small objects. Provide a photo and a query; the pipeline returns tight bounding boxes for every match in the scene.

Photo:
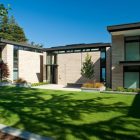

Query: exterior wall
[111,35,124,89]
[57,51,100,85]
[2,44,14,82]
[106,47,111,87]
[18,50,43,83]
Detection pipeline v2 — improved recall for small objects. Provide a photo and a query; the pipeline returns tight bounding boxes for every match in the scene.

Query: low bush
[31,82,48,87]
[83,82,104,88]
[1,79,12,83]
[14,78,27,84]
[116,87,125,92]
[115,87,140,93]
[106,87,112,91]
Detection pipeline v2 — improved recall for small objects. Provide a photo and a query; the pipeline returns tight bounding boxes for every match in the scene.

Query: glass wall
[46,53,58,83]
[13,46,19,80]
[124,66,140,88]
[125,37,140,61]
[100,48,106,82]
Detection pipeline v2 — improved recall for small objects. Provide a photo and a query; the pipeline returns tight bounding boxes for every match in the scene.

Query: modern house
[43,43,111,87]
[107,22,140,89]
[0,38,44,83]
[0,21,140,89]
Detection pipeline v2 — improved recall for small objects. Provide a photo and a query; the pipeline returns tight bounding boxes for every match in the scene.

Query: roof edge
[107,22,140,32]
[44,43,111,52]
[0,38,43,50]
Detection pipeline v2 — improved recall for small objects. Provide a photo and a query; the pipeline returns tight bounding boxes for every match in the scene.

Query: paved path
[0,124,52,140]
[32,84,81,91]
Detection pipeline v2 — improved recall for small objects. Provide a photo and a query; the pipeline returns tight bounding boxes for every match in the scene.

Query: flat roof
[44,43,111,52]
[107,22,140,32]
[0,38,43,50]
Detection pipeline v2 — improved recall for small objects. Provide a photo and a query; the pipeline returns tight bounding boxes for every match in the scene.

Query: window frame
[123,66,140,88]
[125,36,140,61]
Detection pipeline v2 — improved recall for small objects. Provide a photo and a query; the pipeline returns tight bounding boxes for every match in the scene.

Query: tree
[0,4,28,42]
[81,53,94,80]
[0,61,10,82]
[8,17,28,42]
[0,4,8,17]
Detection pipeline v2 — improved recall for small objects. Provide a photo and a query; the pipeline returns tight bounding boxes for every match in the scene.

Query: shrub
[106,87,112,91]
[0,61,10,82]
[116,87,140,93]
[2,79,11,83]
[116,87,125,92]
[31,82,48,87]
[15,78,27,84]
[83,82,104,88]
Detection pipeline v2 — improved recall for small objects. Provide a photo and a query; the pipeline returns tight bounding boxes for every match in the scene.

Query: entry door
[46,65,57,84]
[51,65,57,84]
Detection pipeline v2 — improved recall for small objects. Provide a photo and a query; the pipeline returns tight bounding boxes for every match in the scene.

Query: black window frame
[100,47,106,83]
[124,36,140,61]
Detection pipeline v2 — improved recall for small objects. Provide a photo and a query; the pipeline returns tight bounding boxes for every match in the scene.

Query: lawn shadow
[0,87,140,140]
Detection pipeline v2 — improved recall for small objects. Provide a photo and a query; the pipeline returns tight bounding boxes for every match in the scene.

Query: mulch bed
[0,131,25,140]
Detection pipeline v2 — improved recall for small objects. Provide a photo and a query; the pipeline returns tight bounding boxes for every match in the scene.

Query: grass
[0,87,140,140]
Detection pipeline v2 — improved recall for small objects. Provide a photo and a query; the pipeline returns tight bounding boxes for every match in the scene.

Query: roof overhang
[0,38,43,50]
[107,22,140,36]
[44,43,111,52]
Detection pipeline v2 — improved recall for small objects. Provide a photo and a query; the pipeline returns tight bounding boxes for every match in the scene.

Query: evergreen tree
[0,4,28,42]
[81,53,94,80]
[0,4,8,17]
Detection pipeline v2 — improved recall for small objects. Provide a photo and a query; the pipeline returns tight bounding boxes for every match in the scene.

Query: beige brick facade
[111,35,124,89]
[57,52,101,85]
[18,50,43,83]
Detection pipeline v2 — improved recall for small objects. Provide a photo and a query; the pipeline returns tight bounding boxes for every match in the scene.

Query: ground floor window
[13,69,18,81]
[124,66,140,88]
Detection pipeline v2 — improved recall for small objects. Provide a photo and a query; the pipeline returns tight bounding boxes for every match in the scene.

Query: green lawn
[0,87,140,140]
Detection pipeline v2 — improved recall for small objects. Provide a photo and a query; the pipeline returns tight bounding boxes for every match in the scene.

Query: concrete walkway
[32,84,81,91]
[0,124,52,140]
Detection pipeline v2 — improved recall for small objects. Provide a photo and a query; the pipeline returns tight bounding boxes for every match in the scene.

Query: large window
[124,66,140,88]
[125,37,140,61]
[13,46,19,80]
[100,48,106,82]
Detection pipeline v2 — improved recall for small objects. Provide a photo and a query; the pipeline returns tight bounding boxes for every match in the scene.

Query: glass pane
[101,51,105,59]
[13,70,18,80]
[46,66,51,82]
[125,42,140,61]
[124,72,139,88]
[101,68,106,82]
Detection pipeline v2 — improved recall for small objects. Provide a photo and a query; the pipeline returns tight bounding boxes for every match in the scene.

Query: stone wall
[111,35,124,89]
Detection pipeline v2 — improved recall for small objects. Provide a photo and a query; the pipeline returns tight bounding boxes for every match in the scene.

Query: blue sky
[1,0,140,48]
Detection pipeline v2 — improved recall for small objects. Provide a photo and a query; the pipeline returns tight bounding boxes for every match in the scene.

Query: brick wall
[106,47,111,87]
[18,50,43,83]
[57,51,100,85]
